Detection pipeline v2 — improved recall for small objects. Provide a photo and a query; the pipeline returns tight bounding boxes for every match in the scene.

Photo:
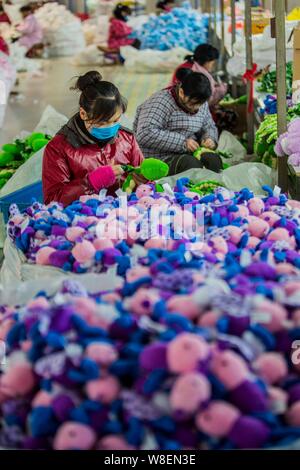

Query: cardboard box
[293,26,300,104]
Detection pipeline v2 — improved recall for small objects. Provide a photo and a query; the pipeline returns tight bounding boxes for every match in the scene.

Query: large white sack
[71,44,106,66]
[227,27,294,77]
[158,162,276,196]
[8,42,41,73]
[35,3,86,57]
[0,237,123,291]
[121,46,191,73]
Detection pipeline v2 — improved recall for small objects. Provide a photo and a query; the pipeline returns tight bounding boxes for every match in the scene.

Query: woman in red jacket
[42,71,143,206]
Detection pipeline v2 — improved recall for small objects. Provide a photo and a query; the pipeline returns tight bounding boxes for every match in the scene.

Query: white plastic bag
[158,162,276,196]
[217,131,246,164]
[121,46,191,73]
[0,52,16,128]
[71,44,106,66]
[34,104,68,136]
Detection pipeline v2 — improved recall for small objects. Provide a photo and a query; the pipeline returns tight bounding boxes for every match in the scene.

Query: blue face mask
[90,122,121,140]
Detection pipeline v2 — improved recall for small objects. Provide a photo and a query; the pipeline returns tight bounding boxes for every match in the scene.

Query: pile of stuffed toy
[1,180,300,449]
[132,2,208,51]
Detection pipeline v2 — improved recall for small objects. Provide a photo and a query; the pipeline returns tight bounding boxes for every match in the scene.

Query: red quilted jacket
[108,18,134,50]
[42,114,143,206]
[0,36,9,55]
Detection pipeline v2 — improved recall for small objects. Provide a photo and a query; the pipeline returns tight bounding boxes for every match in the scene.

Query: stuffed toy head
[53,422,96,450]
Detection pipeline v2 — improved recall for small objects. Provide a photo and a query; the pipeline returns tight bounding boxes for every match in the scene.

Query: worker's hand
[201,138,216,150]
[186,138,199,153]
[112,165,124,177]
[132,173,148,186]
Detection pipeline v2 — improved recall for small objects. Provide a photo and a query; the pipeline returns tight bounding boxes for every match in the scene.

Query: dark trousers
[167,153,223,176]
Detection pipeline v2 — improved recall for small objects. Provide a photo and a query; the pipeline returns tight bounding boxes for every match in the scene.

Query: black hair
[20,4,32,13]
[72,71,127,122]
[185,43,219,65]
[156,0,173,7]
[113,3,132,21]
[175,68,212,104]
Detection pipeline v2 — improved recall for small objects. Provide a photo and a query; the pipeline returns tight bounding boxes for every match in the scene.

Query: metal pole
[213,0,217,47]
[220,0,225,59]
[274,0,288,191]
[245,0,254,154]
[230,0,237,97]
[207,0,212,42]
[230,0,236,56]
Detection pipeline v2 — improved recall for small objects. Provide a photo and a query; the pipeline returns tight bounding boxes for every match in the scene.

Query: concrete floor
[0,57,170,145]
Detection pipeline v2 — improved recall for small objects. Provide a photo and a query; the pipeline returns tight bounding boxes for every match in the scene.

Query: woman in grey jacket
[133,69,222,175]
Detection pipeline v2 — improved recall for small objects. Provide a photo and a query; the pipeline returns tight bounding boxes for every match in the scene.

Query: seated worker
[0,36,9,55]
[43,71,144,206]
[98,3,141,64]
[133,68,222,175]
[16,5,44,58]
[0,1,10,24]
[156,0,175,14]
[170,43,227,107]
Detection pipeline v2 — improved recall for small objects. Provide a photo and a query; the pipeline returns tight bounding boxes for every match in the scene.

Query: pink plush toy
[260,211,281,227]
[97,435,135,450]
[246,216,269,238]
[198,310,219,328]
[167,333,210,373]
[71,240,96,263]
[231,205,249,219]
[144,239,168,249]
[35,246,56,265]
[126,266,150,283]
[209,236,228,256]
[267,228,296,248]
[268,386,288,414]
[253,352,288,385]
[126,288,160,316]
[0,362,36,397]
[196,401,270,448]
[136,184,153,199]
[286,402,300,427]
[73,297,97,322]
[85,375,120,404]
[167,295,199,320]
[32,390,53,407]
[65,227,85,242]
[53,422,96,450]
[247,236,261,249]
[210,350,268,413]
[253,299,288,333]
[85,342,118,367]
[248,197,265,216]
[27,297,50,310]
[93,238,114,251]
[227,226,243,244]
[170,372,211,418]
[136,196,155,210]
